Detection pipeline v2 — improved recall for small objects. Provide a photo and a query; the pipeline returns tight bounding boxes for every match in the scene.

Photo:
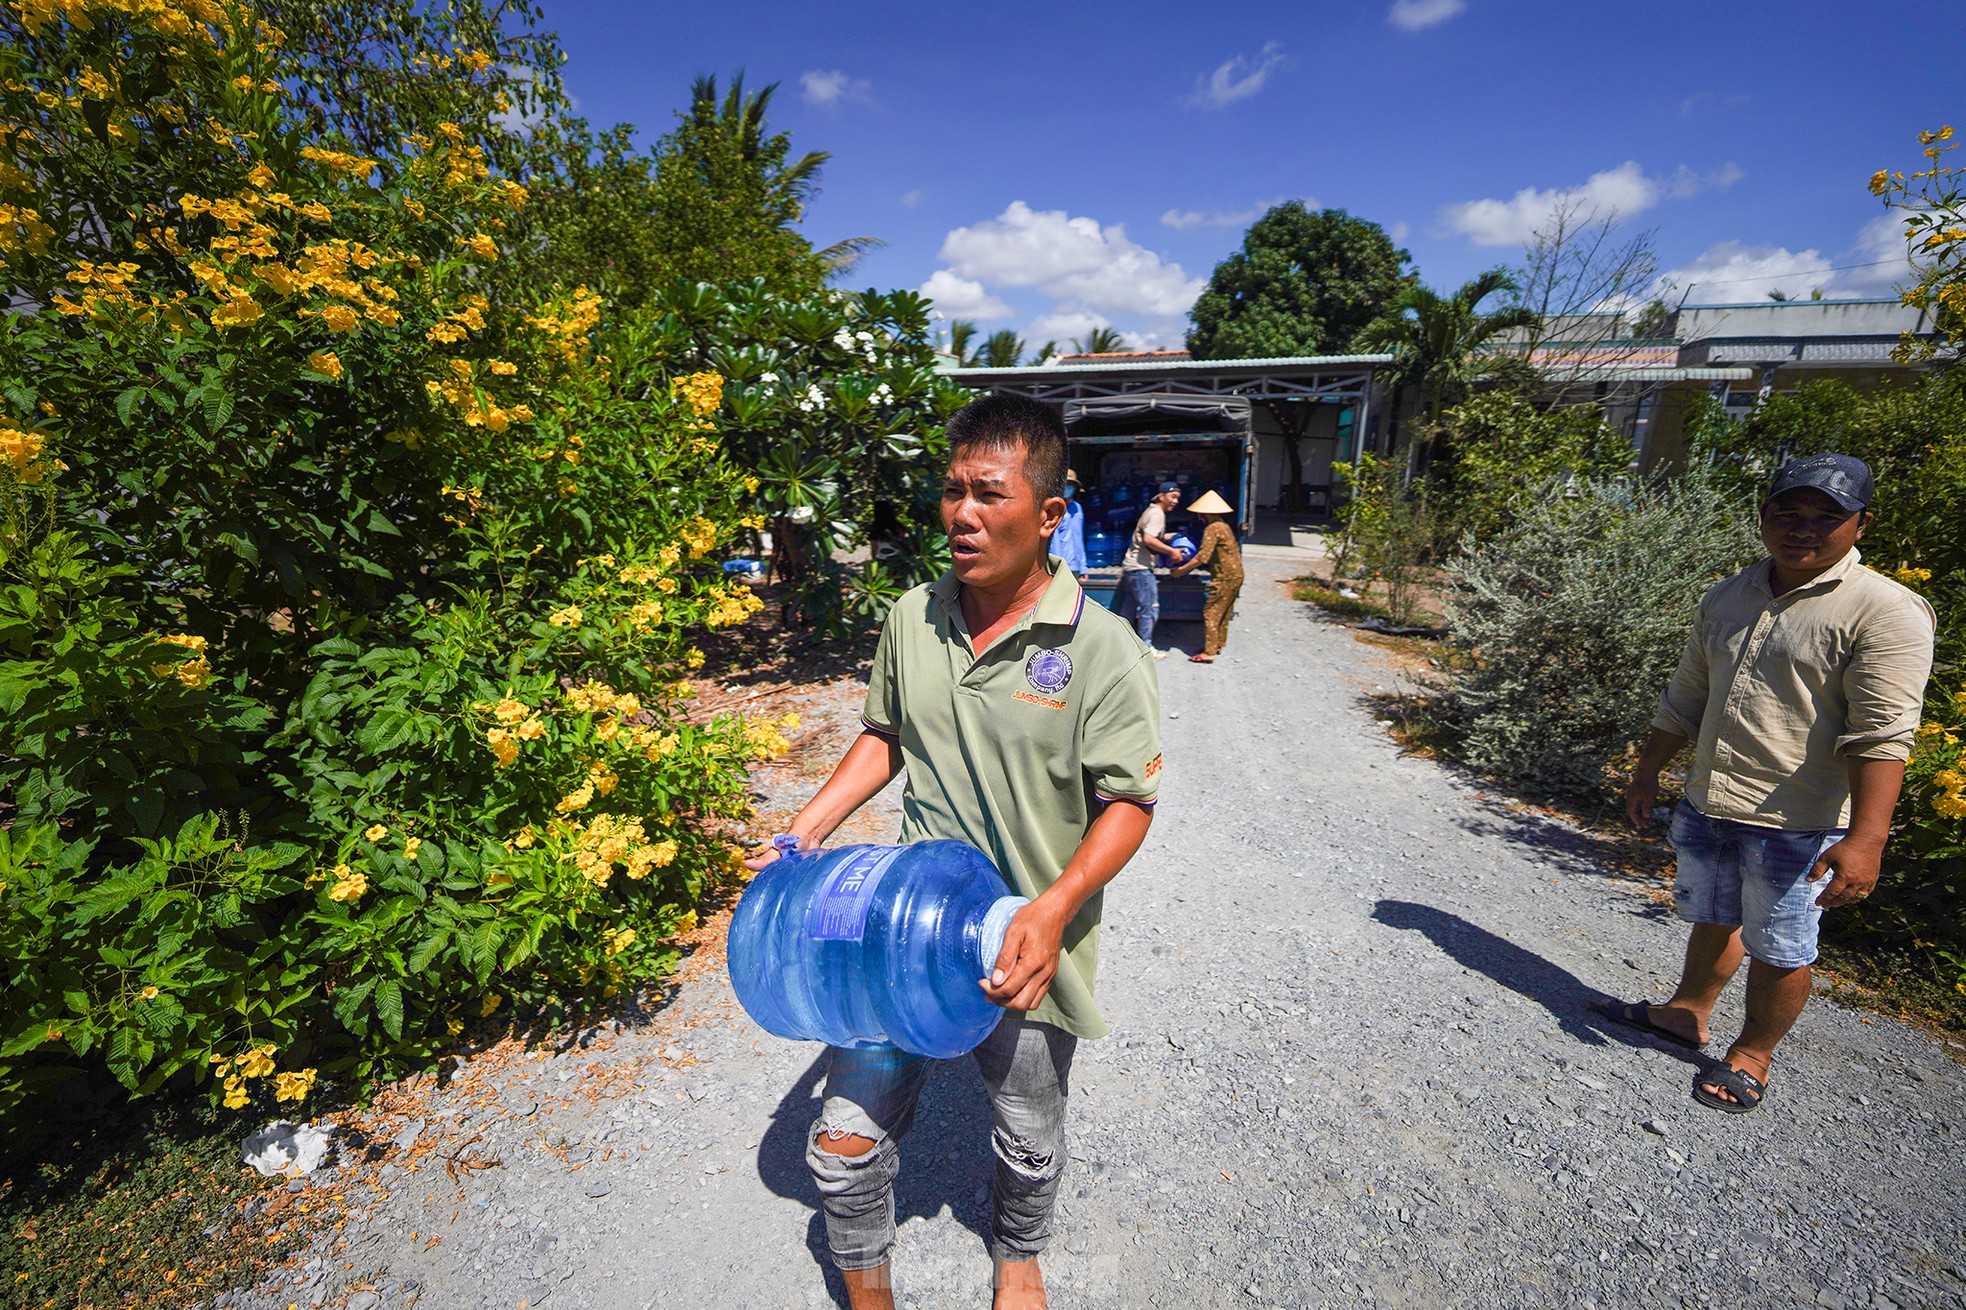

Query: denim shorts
[1668,800,1845,967]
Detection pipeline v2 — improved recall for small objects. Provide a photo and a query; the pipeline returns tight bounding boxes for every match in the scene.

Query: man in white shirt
[1114,481,1182,654]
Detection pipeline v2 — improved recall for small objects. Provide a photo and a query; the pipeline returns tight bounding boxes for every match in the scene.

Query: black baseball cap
[1156,481,1181,496]
[1765,453,1873,512]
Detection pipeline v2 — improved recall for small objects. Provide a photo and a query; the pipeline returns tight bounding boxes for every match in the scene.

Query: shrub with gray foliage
[1444,471,1761,796]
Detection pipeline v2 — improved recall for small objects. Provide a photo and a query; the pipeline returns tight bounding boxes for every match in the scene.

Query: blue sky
[547,1,1958,351]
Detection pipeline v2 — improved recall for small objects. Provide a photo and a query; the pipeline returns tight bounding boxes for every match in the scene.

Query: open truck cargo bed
[1064,395,1255,614]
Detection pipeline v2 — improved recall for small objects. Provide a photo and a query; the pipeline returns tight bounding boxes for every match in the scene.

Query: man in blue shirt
[1052,468,1088,578]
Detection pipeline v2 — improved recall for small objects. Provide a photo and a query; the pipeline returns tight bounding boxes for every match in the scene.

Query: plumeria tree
[644,278,969,634]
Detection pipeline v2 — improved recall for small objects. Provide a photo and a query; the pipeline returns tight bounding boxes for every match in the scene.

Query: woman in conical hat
[1171,489,1243,663]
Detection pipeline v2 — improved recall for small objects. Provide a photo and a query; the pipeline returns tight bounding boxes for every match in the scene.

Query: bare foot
[993,1257,1046,1310]
[1644,1003,1709,1046]
[1697,1048,1773,1106]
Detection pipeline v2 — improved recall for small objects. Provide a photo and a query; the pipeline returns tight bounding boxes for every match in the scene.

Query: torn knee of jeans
[994,1129,1057,1178]
[811,1123,880,1160]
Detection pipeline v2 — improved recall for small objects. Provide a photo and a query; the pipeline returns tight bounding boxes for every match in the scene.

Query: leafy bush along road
[208,551,1966,1310]
[0,1,808,1133]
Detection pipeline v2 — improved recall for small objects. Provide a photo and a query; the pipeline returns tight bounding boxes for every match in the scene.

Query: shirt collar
[1752,545,1863,597]
[929,555,1087,629]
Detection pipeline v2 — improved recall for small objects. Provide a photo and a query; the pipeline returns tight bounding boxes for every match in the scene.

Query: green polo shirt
[861,555,1162,1039]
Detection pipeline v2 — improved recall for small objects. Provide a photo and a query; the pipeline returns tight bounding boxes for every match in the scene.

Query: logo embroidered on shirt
[1025,648,1073,695]
[1012,690,1068,710]
[1145,754,1163,779]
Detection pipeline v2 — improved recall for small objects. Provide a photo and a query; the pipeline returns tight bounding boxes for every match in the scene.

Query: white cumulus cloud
[1388,0,1466,32]
[1028,310,1108,345]
[1653,242,1835,301]
[1443,161,1662,247]
[937,201,1205,319]
[918,270,1013,321]
[1444,161,1747,248]
[800,69,873,108]
[1656,215,1920,303]
[1838,213,1916,294]
[1188,42,1286,109]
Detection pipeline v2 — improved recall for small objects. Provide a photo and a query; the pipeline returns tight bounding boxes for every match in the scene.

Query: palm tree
[1354,268,1539,472]
[685,74,827,209]
[979,329,1026,367]
[681,74,879,282]
[1070,325,1128,355]
[948,320,980,367]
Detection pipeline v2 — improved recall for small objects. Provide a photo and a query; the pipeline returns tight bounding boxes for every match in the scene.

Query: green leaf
[374,977,405,1040]
[1,1021,57,1058]
[331,975,377,1035]
[204,382,236,433]
[406,933,447,974]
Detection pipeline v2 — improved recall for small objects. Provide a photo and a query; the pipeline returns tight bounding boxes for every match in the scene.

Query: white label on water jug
[807,846,905,941]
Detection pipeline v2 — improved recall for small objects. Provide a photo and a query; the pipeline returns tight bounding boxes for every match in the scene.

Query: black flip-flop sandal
[1692,1064,1766,1115]
[1592,998,1707,1050]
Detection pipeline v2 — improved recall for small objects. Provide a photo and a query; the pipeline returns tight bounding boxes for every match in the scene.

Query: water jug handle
[771,833,805,860]
[978,895,1031,979]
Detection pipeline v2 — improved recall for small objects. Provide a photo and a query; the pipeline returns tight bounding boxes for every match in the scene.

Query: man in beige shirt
[1609,453,1934,1114]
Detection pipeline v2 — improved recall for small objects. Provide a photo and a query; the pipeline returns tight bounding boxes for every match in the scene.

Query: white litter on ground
[242,1120,335,1176]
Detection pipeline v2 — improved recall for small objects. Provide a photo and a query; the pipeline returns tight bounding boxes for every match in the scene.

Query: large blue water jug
[1167,533,1198,563]
[727,839,1028,1058]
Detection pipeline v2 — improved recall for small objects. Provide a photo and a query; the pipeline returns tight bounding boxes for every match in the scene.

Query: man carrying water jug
[748,392,1162,1310]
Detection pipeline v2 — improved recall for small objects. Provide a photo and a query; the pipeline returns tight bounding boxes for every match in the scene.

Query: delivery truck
[1063,394,1256,622]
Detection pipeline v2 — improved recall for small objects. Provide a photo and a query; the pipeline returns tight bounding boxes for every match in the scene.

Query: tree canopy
[1186,203,1413,360]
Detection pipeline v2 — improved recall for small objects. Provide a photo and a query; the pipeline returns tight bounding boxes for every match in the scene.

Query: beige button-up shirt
[1652,548,1936,830]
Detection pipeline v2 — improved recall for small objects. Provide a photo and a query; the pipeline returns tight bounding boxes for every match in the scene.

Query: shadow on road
[1370,899,1703,1069]
[1449,795,1679,895]
[755,1049,999,1306]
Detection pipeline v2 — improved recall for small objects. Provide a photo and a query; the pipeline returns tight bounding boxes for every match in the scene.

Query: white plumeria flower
[787,505,815,524]
[832,330,856,350]
[759,371,779,384]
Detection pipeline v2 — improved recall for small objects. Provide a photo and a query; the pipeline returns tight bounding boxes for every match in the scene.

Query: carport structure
[946,353,1390,514]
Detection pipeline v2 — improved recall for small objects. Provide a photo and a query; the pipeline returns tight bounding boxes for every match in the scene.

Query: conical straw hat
[1187,489,1232,514]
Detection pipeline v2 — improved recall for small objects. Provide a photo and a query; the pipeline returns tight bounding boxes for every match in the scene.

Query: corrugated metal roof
[1541,366,1755,382]
[1051,350,1193,364]
[948,353,1392,379]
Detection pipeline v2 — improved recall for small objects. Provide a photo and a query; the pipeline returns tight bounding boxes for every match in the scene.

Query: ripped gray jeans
[805,1014,1077,1270]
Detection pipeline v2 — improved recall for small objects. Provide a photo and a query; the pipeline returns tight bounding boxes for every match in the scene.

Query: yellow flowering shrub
[1871,126,1965,362]
[1884,675,1966,1001]
[0,0,780,1124]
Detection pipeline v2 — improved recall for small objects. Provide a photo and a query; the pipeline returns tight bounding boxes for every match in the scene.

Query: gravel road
[225,543,1966,1310]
